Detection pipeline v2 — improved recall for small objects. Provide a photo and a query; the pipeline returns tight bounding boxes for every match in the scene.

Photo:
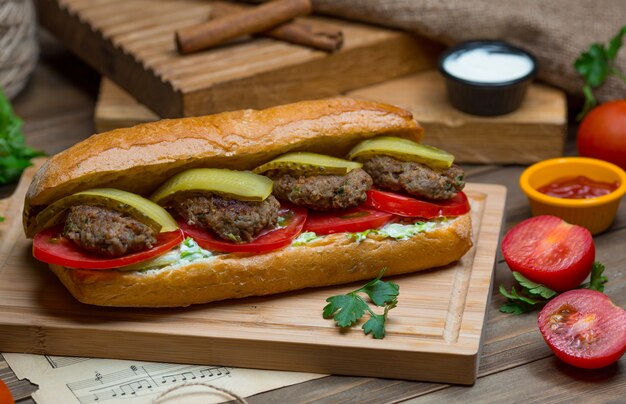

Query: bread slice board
[95,71,566,164]
[37,0,442,118]
[0,160,505,385]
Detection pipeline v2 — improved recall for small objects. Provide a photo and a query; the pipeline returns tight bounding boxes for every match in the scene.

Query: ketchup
[537,176,619,199]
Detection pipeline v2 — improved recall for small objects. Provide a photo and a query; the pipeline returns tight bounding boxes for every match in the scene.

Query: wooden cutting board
[0,161,506,385]
[37,0,442,118]
[94,71,566,164]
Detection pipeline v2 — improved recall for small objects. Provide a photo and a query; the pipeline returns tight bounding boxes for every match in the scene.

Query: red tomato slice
[501,215,595,292]
[538,289,626,369]
[179,205,307,253]
[33,227,185,270]
[364,189,470,218]
[304,206,394,235]
[0,380,14,404]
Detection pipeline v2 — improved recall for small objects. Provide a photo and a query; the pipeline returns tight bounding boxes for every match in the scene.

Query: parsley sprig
[323,269,399,339]
[574,25,626,120]
[499,262,608,314]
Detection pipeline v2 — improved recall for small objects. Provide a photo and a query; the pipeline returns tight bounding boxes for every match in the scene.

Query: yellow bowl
[520,157,626,234]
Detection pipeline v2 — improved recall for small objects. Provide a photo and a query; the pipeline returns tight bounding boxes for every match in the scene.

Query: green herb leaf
[607,26,626,59]
[575,25,626,120]
[512,272,557,299]
[0,216,4,222]
[580,261,608,292]
[323,269,399,338]
[323,294,368,328]
[362,313,386,339]
[357,268,399,306]
[499,301,535,315]
[0,89,44,184]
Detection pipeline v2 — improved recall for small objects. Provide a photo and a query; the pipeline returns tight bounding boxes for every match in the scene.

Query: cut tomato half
[179,205,307,253]
[364,189,470,218]
[33,227,185,270]
[538,289,626,369]
[502,215,595,292]
[304,206,394,235]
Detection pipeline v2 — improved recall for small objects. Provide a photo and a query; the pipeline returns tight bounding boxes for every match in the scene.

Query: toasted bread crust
[50,215,472,307]
[24,98,422,235]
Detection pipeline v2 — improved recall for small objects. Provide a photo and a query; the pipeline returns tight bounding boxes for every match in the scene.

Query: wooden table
[1,32,625,403]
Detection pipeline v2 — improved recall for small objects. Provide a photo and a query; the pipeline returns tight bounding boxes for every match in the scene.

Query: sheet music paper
[4,353,325,403]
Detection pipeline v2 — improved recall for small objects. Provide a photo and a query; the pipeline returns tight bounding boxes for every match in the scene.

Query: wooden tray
[0,161,506,385]
[37,0,441,118]
[94,71,566,164]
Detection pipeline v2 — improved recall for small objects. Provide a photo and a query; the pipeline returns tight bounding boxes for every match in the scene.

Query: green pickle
[150,168,273,204]
[32,188,178,235]
[347,136,455,169]
[253,152,362,176]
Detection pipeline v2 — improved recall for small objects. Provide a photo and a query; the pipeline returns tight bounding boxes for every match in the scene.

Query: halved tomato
[33,227,185,270]
[304,206,394,235]
[364,189,470,218]
[0,380,14,404]
[179,205,307,253]
[538,289,626,369]
[501,216,595,292]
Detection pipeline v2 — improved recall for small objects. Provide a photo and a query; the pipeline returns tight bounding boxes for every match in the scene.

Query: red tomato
[179,205,307,253]
[501,216,595,292]
[0,380,14,404]
[538,289,626,369]
[304,206,394,235]
[577,100,626,170]
[33,227,185,270]
[364,189,470,218]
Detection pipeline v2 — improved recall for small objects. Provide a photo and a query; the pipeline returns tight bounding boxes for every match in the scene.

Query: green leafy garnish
[499,262,608,314]
[0,216,4,222]
[323,269,399,339]
[579,262,608,292]
[574,25,626,120]
[0,89,44,184]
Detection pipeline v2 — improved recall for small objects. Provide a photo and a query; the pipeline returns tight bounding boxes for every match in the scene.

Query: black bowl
[438,40,538,116]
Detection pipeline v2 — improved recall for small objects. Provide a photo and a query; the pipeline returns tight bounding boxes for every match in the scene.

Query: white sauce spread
[443,48,534,83]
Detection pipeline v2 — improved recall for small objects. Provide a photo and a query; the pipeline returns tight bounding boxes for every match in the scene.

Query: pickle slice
[150,168,273,204]
[253,152,362,176]
[347,136,455,169]
[32,188,178,235]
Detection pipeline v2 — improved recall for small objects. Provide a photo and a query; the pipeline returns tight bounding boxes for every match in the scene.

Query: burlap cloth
[309,0,626,102]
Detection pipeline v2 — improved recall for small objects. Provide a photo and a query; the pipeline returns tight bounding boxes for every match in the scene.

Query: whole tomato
[577,100,626,170]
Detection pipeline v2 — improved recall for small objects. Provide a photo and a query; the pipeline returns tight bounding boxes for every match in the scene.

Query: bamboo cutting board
[0,161,506,385]
[94,71,566,164]
[37,0,442,118]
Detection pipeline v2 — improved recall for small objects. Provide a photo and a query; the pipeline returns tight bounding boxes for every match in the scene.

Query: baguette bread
[24,97,473,308]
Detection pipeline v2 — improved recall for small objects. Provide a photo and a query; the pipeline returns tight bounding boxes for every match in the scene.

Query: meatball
[63,205,157,258]
[173,193,280,243]
[361,155,465,200]
[270,168,373,210]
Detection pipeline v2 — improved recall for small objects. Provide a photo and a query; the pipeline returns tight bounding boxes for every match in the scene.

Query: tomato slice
[179,205,307,253]
[364,189,470,218]
[538,289,626,369]
[304,206,394,235]
[0,380,14,404]
[33,227,185,270]
[501,215,595,292]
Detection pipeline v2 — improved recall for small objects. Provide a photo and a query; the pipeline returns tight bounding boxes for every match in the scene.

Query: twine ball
[0,0,38,99]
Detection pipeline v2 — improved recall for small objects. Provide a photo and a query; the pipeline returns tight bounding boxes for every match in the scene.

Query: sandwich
[23,98,472,307]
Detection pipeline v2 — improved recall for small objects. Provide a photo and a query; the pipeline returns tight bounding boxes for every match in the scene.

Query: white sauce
[443,48,534,83]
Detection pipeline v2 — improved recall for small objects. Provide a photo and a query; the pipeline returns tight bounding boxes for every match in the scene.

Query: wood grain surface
[1,30,625,404]
[37,0,442,117]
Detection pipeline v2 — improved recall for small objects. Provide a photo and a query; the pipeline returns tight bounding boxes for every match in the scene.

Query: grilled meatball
[361,155,465,200]
[173,193,280,243]
[63,205,157,258]
[269,168,373,210]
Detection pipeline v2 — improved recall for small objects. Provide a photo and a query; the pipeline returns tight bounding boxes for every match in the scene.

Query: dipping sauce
[538,175,620,199]
[442,46,535,84]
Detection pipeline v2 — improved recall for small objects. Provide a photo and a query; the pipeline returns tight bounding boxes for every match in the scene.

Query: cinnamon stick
[176,0,312,54]
[212,5,343,52]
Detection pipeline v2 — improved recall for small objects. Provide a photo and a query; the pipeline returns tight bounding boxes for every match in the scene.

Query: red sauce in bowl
[537,175,619,199]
